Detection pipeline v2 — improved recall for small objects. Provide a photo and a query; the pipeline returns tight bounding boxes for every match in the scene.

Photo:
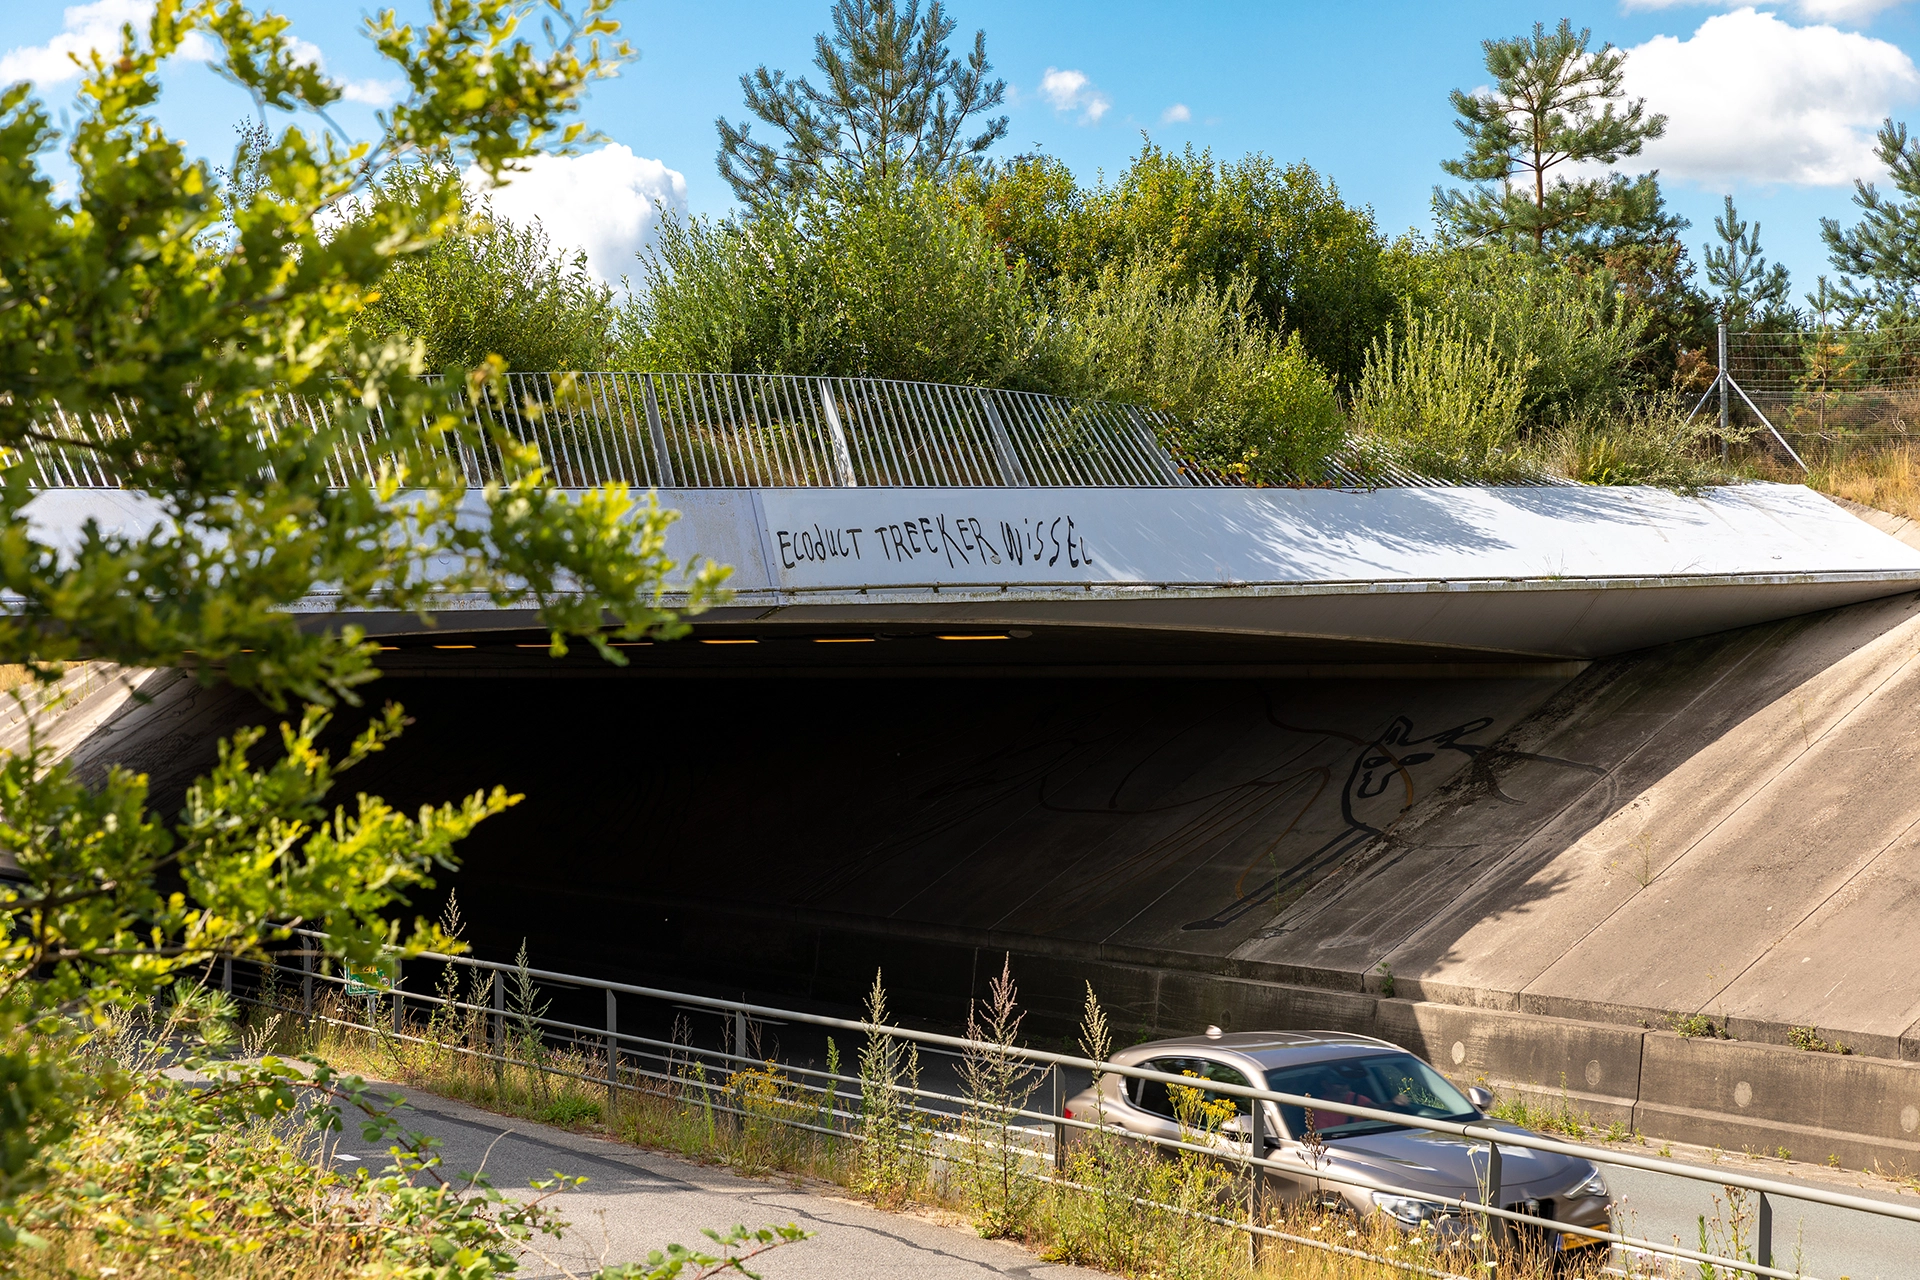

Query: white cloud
[281,34,400,107]
[340,79,401,107]
[1161,102,1191,124]
[1623,0,1909,19]
[0,0,213,85]
[1038,67,1111,124]
[1621,8,1920,185]
[471,145,688,286]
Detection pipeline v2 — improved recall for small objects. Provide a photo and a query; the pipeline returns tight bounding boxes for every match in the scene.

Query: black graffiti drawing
[1178,701,1605,932]
[788,683,1601,942]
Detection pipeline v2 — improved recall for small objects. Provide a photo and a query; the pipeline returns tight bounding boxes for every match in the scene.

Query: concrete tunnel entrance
[322,666,1573,1034]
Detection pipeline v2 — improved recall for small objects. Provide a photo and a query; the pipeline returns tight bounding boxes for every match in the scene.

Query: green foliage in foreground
[0,0,731,1249]
[12,994,809,1279]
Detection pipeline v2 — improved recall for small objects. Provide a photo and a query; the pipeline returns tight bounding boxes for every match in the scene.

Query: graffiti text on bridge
[773,512,1094,574]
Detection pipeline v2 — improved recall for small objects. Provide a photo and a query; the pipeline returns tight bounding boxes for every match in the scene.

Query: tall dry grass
[1796,441,1920,521]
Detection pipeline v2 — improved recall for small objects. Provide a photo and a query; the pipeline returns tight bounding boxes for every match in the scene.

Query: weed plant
[10,990,587,1280]
[291,945,1641,1280]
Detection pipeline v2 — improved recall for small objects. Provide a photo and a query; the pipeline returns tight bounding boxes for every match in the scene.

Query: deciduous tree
[0,0,727,1217]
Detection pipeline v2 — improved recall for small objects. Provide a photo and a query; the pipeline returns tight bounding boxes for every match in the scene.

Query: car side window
[1131,1058,1184,1119]
[1132,1056,1252,1121]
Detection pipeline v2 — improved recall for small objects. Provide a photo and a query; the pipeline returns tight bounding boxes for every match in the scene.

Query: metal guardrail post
[1247,1099,1266,1262]
[221,957,232,996]
[640,377,676,487]
[817,384,859,487]
[734,1008,749,1064]
[606,990,619,1112]
[391,959,404,1034]
[976,390,1030,486]
[1051,1064,1066,1168]
[1757,1190,1772,1268]
[301,950,313,1016]
[1481,1139,1502,1269]
[491,971,505,1052]
[276,929,1920,1280]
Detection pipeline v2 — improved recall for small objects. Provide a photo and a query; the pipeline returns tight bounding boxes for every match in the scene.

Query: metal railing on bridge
[18,373,1547,492]
[227,934,1920,1280]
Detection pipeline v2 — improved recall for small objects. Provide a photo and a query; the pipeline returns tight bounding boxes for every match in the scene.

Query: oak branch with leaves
[0,0,728,1210]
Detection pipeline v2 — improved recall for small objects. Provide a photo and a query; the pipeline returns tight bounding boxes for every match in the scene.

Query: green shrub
[1352,305,1532,479]
[618,174,1036,386]
[1402,245,1650,427]
[1040,256,1347,483]
[349,164,616,373]
[962,142,1400,388]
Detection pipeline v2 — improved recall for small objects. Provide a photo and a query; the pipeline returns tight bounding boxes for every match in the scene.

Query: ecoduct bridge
[32,374,1920,1174]
[22,371,1920,668]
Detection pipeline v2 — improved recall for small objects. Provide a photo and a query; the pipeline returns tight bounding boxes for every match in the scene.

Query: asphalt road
[1597,1148,1920,1280]
[330,1085,1096,1280]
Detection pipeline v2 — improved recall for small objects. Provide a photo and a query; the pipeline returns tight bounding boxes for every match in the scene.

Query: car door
[1128,1055,1254,1143]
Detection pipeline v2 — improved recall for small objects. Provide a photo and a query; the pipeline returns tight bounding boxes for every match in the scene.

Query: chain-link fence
[1728,326,1920,453]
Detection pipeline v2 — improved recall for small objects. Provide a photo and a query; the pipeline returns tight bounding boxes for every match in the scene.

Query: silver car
[1063,1028,1611,1260]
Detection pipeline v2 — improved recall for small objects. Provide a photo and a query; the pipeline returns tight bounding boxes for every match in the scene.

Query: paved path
[331,1086,1096,1280]
[1598,1143,1920,1280]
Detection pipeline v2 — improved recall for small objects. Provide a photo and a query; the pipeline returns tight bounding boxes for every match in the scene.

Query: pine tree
[1704,195,1791,326]
[1436,19,1668,255]
[1820,118,1920,322]
[715,0,1007,207]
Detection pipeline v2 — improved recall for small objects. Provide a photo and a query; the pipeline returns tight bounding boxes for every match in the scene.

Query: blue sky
[8,1,1920,300]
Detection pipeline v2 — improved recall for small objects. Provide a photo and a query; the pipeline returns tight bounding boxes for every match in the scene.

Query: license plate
[1559,1230,1609,1252]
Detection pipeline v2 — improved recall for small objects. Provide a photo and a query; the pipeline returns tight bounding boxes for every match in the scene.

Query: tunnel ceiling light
[935,634,1010,641]
[611,641,653,647]
[700,638,758,645]
[513,644,550,649]
[813,637,875,644]
[432,644,476,650]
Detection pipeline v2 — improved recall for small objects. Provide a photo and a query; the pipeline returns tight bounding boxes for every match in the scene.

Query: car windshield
[1265,1052,1477,1140]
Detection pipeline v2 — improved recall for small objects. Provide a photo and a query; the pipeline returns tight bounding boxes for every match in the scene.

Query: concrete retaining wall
[574,903,1920,1177]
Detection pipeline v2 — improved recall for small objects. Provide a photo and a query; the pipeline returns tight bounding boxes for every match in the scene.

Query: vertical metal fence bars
[14,371,1571,492]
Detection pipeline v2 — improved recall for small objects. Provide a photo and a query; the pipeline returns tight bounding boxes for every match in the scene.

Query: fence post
[816,383,859,488]
[639,375,676,487]
[221,956,232,996]
[390,958,404,1034]
[605,989,619,1114]
[976,389,1031,486]
[491,970,505,1052]
[1052,1064,1066,1169]
[734,1007,749,1065]
[1248,1098,1267,1262]
[1480,1139,1503,1271]
[301,949,313,1016]
[1757,1190,1772,1268]
[1728,320,1743,466]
